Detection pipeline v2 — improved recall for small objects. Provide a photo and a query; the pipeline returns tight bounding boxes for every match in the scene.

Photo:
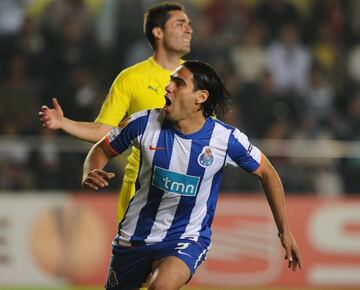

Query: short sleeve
[104,110,149,155]
[226,129,262,172]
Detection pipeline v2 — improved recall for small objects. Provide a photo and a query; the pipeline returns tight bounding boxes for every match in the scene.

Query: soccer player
[82,60,302,290]
[38,2,193,221]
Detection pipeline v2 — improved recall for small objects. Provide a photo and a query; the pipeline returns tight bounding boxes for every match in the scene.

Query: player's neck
[173,113,206,135]
[153,50,183,71]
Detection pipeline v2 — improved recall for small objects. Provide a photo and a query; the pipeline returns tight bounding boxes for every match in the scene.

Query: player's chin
[182,46,191,54]
[177,46,190,55]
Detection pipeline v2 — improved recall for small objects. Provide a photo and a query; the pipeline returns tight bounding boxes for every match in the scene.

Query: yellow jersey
[95,56,174,184]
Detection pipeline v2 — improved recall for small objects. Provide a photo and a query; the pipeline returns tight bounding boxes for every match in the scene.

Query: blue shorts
[105,239,208,290]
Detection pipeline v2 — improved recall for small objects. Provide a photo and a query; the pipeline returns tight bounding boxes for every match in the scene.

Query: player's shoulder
[125,109,164,131]
[212,118,237,132]
[130,108,163,121]
[119,58,154,78]
[211,118,250,141]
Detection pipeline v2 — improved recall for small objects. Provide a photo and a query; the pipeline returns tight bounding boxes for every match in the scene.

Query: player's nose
[165,82,174,93]
[185,23,193,35]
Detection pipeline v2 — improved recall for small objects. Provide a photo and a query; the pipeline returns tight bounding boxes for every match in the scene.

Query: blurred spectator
[41,0,93,37]
[40,0,99,83]
[45,14,97,73]
[41,13,100,106]
[266,23,312,94]
[300,64,337,136]
[189,13,224,64]
[0,123,34,190]
[308,0,346,43]
[0,52,40,135]
[0,0,27,36]
[338,96,360,193]
[15,16,45,79]
[107,0,150,72]
[230,24,266,85]
[95,0,117,52]
[347,44,360,84]
[348,0,360,42]
[31,129,62,189]
[0,0,28,80]
[287,63,344,196]
[256,0,300,41]
[313,158,344,197]
[312,21,343,86]
[52,67,101,122]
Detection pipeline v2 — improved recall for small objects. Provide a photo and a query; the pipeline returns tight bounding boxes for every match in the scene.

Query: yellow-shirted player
[39,2,193,224]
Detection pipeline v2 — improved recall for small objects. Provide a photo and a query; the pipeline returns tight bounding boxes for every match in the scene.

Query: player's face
[164,66,204,122]
[162,10,193,55]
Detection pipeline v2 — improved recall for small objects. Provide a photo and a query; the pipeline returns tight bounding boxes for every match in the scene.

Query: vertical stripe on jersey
[131,121,175,244]
[180,122,231,244]
[118,110,162,243]
[117,148,143,227]
[145,134,193,243]
[163,131,213,241]
[134,151,143,192]
[199,168,223,243]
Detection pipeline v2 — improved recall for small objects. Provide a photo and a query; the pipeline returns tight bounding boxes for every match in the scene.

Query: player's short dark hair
[182,60,230,118]
[144,2,184,50]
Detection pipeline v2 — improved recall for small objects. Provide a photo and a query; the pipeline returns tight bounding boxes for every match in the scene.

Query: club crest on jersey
[198,146,214,167]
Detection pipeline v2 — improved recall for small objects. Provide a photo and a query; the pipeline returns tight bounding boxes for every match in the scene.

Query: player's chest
[141,131,226,175]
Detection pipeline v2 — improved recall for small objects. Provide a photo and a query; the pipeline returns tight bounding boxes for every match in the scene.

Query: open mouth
[164,95,172,110]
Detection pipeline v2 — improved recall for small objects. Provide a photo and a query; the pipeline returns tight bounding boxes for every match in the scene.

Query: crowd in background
[0,0,359,194]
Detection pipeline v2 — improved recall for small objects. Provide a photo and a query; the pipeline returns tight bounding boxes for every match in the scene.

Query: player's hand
[82,169,115,190]
[278,230,302,271]
[39,98,64,129]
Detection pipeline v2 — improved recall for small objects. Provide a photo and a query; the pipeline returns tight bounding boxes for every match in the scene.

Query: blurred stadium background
[0,0,359,289]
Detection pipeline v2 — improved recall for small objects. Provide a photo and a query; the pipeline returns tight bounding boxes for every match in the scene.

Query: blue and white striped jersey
[106,109,262,248]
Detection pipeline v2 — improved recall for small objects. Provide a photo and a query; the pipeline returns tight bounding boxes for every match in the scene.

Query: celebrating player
[82,60,302,290]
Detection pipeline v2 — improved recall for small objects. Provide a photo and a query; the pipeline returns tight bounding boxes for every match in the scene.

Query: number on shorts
[175,242,190,250]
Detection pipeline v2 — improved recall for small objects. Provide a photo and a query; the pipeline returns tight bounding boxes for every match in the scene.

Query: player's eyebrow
[174,18,191,26]
[170,75,186,86]
[175,18,188,23]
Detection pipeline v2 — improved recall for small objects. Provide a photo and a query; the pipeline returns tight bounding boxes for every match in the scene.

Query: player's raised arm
[39,98,114,142]
[252,153,302,271]
[82,138,116,190]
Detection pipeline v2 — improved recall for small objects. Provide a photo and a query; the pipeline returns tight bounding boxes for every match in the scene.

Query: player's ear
[195,90,209,105]
[152,27,163,41]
